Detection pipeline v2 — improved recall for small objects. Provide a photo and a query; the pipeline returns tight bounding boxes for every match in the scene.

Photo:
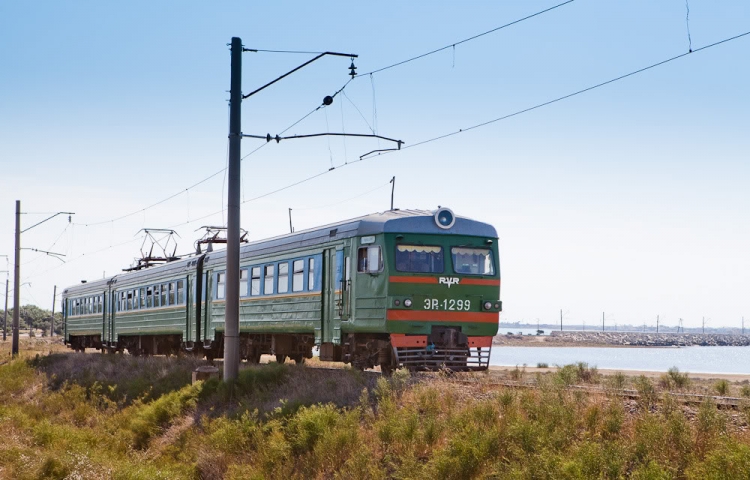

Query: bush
[607,371,627,390]
[714,379,730,396]
[508,365,525,381]
[634,376,657,410]
[537,362,549,368]
[741,384,750,398]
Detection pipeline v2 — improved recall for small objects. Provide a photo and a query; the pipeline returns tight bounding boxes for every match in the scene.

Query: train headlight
[434,207,456,229]
[404,299,412,307]
[483,301,492,310]
[394,299,401,306]
[494,302,501,310]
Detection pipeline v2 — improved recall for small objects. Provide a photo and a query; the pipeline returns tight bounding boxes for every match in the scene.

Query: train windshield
[451,247,494,275]
[395,245,444,273]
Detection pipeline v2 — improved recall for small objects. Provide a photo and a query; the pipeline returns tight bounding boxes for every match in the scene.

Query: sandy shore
[489,365,750,382]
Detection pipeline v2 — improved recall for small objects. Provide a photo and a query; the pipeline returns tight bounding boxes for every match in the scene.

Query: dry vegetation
[1,343,750,478]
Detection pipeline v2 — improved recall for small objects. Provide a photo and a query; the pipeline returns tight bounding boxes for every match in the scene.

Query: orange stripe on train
[386,309,499,324]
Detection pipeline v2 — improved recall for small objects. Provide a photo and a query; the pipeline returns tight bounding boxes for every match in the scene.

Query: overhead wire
[173,28,750,216]
[356,0,576,76]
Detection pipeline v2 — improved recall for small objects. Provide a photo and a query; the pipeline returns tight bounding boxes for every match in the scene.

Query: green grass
[1,352,750,479]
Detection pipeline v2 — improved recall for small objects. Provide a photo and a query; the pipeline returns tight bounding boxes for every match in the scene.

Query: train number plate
[423,299,471,311]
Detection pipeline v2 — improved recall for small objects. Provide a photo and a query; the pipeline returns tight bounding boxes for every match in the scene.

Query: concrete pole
[50,285,56,337]
[12,200,21,357]
[390,176,395,210]
[602,312,604,332]
[3,276,8,341]
[560,309,562,331]
[223,37,242,382]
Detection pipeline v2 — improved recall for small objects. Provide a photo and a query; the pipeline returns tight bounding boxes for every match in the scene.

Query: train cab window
[216,274,226,300]
[239,270,248,297]
[395,245,444,273]
[176,281,184,304]
[292,260,304,292]
[277,263,289,294]
[451,247,495,275]
[120,292,127,312]
[357,246,382,273]
[263,265,274,294]
[146,287,153,308]
[126,292,133,311]
[99,296,104,313]
[140,288,146,309]
[308,258,315,291]
[251,267,261,296]
[161,284,168,306]
[154,285,161,308]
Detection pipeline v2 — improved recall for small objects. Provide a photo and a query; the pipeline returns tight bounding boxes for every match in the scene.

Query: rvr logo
[438,277,460,288]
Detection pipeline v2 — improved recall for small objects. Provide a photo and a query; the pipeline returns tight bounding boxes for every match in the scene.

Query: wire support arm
[21,212,74,233]
[242,132,403,146]
[243,51,358,99]
[20,248,66,263]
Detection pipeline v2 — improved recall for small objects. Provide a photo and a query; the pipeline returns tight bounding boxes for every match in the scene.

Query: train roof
[63,208,496,295]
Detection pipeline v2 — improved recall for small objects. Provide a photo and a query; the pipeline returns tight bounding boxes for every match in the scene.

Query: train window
[134,290,140,310]
[263,265,274,294]
[126,291,132,311]
[357,246,382,273]
[121,292,127,312]
[177,280,184,304]
[140,288,146,309]
[292,260,304,292]
[99,296,103,314]
[395,245,444,273]
[146,287,153,308]
[154,285,161,308]
[251,267,261,296]
[308,258,315,291]
[239,270,248,297]
[216,274,226,300]
[451,247,495,275]
[168,283,175,305]
[277,263,289,294]
[161,284,168,306]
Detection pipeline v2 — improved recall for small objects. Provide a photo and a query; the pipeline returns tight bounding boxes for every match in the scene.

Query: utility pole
[560,309,563,331]
[656,315,659,333]
[390,176,395,210]
[288,208,294,233]
[12,200,20,356]
[602,312,605,332]
[702,316,705,334]
[50,285,56,337]
[1,255,8,342]
[743,316,745,336]
[223,37,243,382]
[3,276,8,341]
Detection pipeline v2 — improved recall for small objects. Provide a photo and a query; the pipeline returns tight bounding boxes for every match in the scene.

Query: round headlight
[483,301,492,310]
[394,299,401,306]
[404,299,413,307]
[434,207,456,229]
[494,302,501,310]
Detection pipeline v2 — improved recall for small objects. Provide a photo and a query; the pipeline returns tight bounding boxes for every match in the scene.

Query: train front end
[382,208,500,371]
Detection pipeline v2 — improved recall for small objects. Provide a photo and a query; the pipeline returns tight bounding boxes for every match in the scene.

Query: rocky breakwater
[548,331,750,347]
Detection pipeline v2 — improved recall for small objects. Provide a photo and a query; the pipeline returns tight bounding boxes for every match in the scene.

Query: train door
[321,248,336,345]
[102,290,109,346]
[339,246,352,320]
[109,289,117,347]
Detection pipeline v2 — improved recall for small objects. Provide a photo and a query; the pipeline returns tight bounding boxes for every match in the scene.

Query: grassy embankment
[1,340,750,479]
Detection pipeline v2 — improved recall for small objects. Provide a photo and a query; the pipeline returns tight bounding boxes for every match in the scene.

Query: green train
[62,208,501,371]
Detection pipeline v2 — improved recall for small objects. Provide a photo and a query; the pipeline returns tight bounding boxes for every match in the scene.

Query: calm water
[490,346,750,375]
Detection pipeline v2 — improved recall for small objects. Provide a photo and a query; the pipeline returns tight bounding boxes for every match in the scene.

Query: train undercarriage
[66,326,491,373]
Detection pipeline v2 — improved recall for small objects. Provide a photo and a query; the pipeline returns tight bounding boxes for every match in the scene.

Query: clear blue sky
[1,1,748,329]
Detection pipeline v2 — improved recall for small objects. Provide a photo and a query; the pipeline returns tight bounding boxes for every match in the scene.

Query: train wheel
[291,354,305,365]
[275,354,287,364]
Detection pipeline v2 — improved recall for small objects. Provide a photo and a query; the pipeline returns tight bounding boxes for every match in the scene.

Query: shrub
[667,367,690,389]
[714,379,730,396]
[634,376,657,410]
[537,362,549,368]
[508,365,525,381]
[741,385,750,398]
[607,371,627,390]
[128,382,201,449]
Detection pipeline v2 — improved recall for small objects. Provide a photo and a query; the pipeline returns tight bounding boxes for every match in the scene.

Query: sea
[490,345,750,375]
